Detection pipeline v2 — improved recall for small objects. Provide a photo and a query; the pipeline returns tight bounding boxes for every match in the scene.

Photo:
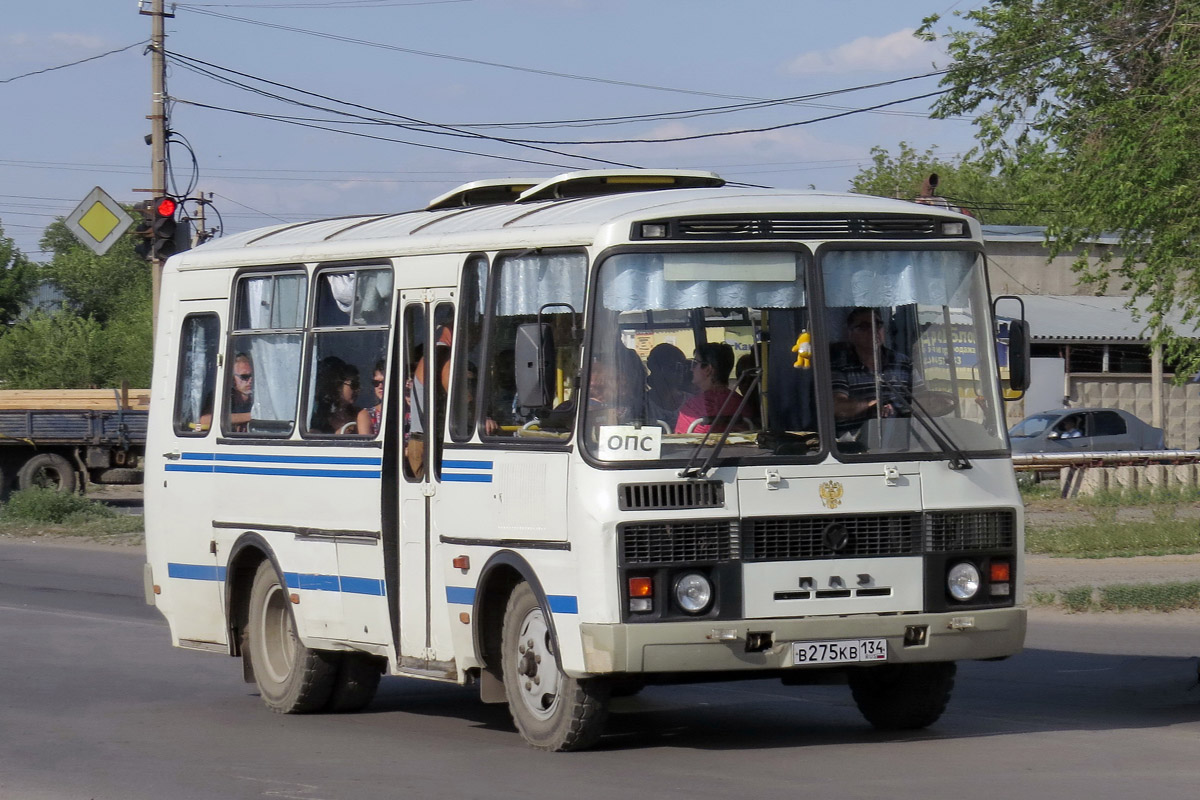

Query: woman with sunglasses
[357,360,386,437]
[312,356,363,434]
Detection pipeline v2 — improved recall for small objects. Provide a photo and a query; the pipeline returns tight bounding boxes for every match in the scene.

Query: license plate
[791,638,888,666]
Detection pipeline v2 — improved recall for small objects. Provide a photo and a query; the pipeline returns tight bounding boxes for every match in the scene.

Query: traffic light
[151,196,178,260]
[132,200,154,260]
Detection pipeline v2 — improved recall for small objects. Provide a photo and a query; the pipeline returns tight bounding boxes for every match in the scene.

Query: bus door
[397,290,455,667]
[160,302,228,645]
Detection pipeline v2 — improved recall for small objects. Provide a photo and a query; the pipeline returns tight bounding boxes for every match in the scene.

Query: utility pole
[139,0,173,337]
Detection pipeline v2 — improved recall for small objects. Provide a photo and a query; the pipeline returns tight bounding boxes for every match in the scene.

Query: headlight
[947,562,981,601]
[673,572,713,614]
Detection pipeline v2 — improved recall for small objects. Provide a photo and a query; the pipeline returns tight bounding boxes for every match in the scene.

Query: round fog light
[947,562,981,601]
[673,572,713,614]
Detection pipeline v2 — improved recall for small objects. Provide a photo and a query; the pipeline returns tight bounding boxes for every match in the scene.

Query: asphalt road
[1,539,1198,800]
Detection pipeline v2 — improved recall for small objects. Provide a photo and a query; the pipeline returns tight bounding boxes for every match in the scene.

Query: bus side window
[431,302,455,478]
[173,313,220,435]
[227,271,307,437]
[450,256,486,442]
[306,265,392,437]
[402,304,427,480]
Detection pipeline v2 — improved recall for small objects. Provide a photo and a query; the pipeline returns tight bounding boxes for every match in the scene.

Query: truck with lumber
[0,387,148,496]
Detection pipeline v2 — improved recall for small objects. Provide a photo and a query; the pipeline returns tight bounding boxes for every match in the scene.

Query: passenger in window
[407,326,452,473]
[228,353,255,431]
[830,307,921,436]
[312,356,362,434]
[674,342,748,434]
[200,352,254,432]
[357,360,385,437]
[645,343,692,430]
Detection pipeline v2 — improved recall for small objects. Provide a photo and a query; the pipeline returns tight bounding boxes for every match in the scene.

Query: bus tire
[247,560,337,713]
[847,661,956,730]
[17,453,77,494]
[325,653,383,713]
[500,582,610,751]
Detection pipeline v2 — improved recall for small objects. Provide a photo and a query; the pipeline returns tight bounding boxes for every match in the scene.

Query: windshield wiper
[877,375,972,470]
[678,369,760,479]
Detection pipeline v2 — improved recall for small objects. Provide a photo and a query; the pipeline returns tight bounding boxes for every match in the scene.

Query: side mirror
[1006,318,1031,392]
[1047,430,1060,440]
[515,322,555,410]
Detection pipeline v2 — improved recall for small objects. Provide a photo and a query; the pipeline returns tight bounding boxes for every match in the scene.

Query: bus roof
[172,173,976,270]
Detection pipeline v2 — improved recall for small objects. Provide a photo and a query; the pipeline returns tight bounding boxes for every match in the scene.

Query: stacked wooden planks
[0,389,150,411]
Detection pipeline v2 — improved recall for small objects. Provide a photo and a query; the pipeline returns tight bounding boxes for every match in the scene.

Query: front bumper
[578,607,1026,674]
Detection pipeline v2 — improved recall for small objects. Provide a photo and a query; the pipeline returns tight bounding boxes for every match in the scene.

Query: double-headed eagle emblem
[819,480,844,509]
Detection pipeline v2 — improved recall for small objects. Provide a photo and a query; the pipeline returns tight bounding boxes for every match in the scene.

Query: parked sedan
[1009,407,1165,454]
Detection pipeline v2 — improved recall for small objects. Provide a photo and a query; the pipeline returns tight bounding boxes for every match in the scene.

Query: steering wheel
[337,421,357,434]
[914,390,956,417]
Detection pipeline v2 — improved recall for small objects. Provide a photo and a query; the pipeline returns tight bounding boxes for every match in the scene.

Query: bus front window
[821,249,1007,458]
[586,250,818,463]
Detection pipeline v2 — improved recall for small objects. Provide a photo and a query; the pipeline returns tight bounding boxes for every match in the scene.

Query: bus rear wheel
[500,582,610,751]
[247,561,336,713]
[325,653,383,713]
[847,661,956,730]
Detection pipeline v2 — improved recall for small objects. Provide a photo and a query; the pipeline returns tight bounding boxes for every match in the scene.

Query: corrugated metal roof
[1015,294,1199,342]
[982,225,1120,245]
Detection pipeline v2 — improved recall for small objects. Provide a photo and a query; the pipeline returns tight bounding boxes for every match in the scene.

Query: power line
[0,41,145,85]
[167,50,641,168]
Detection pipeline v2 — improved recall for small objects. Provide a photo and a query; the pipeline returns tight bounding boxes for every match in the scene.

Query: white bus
[144,169,1029,751]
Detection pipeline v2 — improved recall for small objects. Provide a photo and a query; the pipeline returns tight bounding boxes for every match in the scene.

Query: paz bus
[144,169,1030,751]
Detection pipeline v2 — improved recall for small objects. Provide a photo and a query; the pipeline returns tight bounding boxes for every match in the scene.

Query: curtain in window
[599,253,805,312]
[495,253,586,316]
[822,250,975,308]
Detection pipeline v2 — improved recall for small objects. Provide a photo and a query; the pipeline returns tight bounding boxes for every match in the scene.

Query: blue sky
[0,0,982,260]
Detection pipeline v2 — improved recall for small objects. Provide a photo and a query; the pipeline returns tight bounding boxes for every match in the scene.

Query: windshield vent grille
[742,513,921,561]
[926,510,1016,551]
[619,481,724,511]
[637,214,955,240]
[619,520,736,565]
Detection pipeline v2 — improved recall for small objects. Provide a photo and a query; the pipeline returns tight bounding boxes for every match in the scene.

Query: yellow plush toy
[792,329,812,368]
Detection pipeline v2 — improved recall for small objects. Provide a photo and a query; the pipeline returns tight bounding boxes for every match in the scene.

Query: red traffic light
[155,197,177,217]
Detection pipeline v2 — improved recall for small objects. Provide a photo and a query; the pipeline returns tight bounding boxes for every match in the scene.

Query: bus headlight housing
[673,572,713,614]
[947,561,981,601]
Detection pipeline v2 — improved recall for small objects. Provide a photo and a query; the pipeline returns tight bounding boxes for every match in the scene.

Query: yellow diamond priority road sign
[64,186,134,256]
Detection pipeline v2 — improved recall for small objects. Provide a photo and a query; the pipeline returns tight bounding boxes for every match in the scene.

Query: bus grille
[742,514,921,561]
[926,509,1016,551]
[638,214,951,240]
[618,481,724,510]
[620,520,736,565]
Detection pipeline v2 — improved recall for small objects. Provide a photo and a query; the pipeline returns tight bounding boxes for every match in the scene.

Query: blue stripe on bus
[442,460,493,470]
[445,586,577,614]
[168,563,381,596]
[167,563,227,581]
[167,463,379,478]
[446,586,475,605]
[442,472,492,483]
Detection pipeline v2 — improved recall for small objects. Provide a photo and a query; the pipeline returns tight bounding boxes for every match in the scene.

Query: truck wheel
[18,453,77,494]
[500,581,610,751]
[246,561,336,713]
[325,653,383,713]
[847,661,956,730]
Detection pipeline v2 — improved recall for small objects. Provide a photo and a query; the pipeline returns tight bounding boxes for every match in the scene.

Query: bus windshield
[584,248,1007,464]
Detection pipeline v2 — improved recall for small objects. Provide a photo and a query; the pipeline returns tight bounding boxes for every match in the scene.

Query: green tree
[850,142,1048,225]
[0,219,40,327]
[0,310,115,388]
[39,219,152,325]
[920,1,1200,378]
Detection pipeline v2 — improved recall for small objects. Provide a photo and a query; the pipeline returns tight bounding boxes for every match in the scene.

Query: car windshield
[583,248,1007,465]
[1009,414,1057,438]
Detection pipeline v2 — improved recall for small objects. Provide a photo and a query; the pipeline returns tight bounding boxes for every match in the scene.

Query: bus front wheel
[247,561,337,713]
[500,582,610,751]
[847,661,956,730]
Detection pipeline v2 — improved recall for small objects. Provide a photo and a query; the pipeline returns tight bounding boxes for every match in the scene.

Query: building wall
[984,240,1125,297]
